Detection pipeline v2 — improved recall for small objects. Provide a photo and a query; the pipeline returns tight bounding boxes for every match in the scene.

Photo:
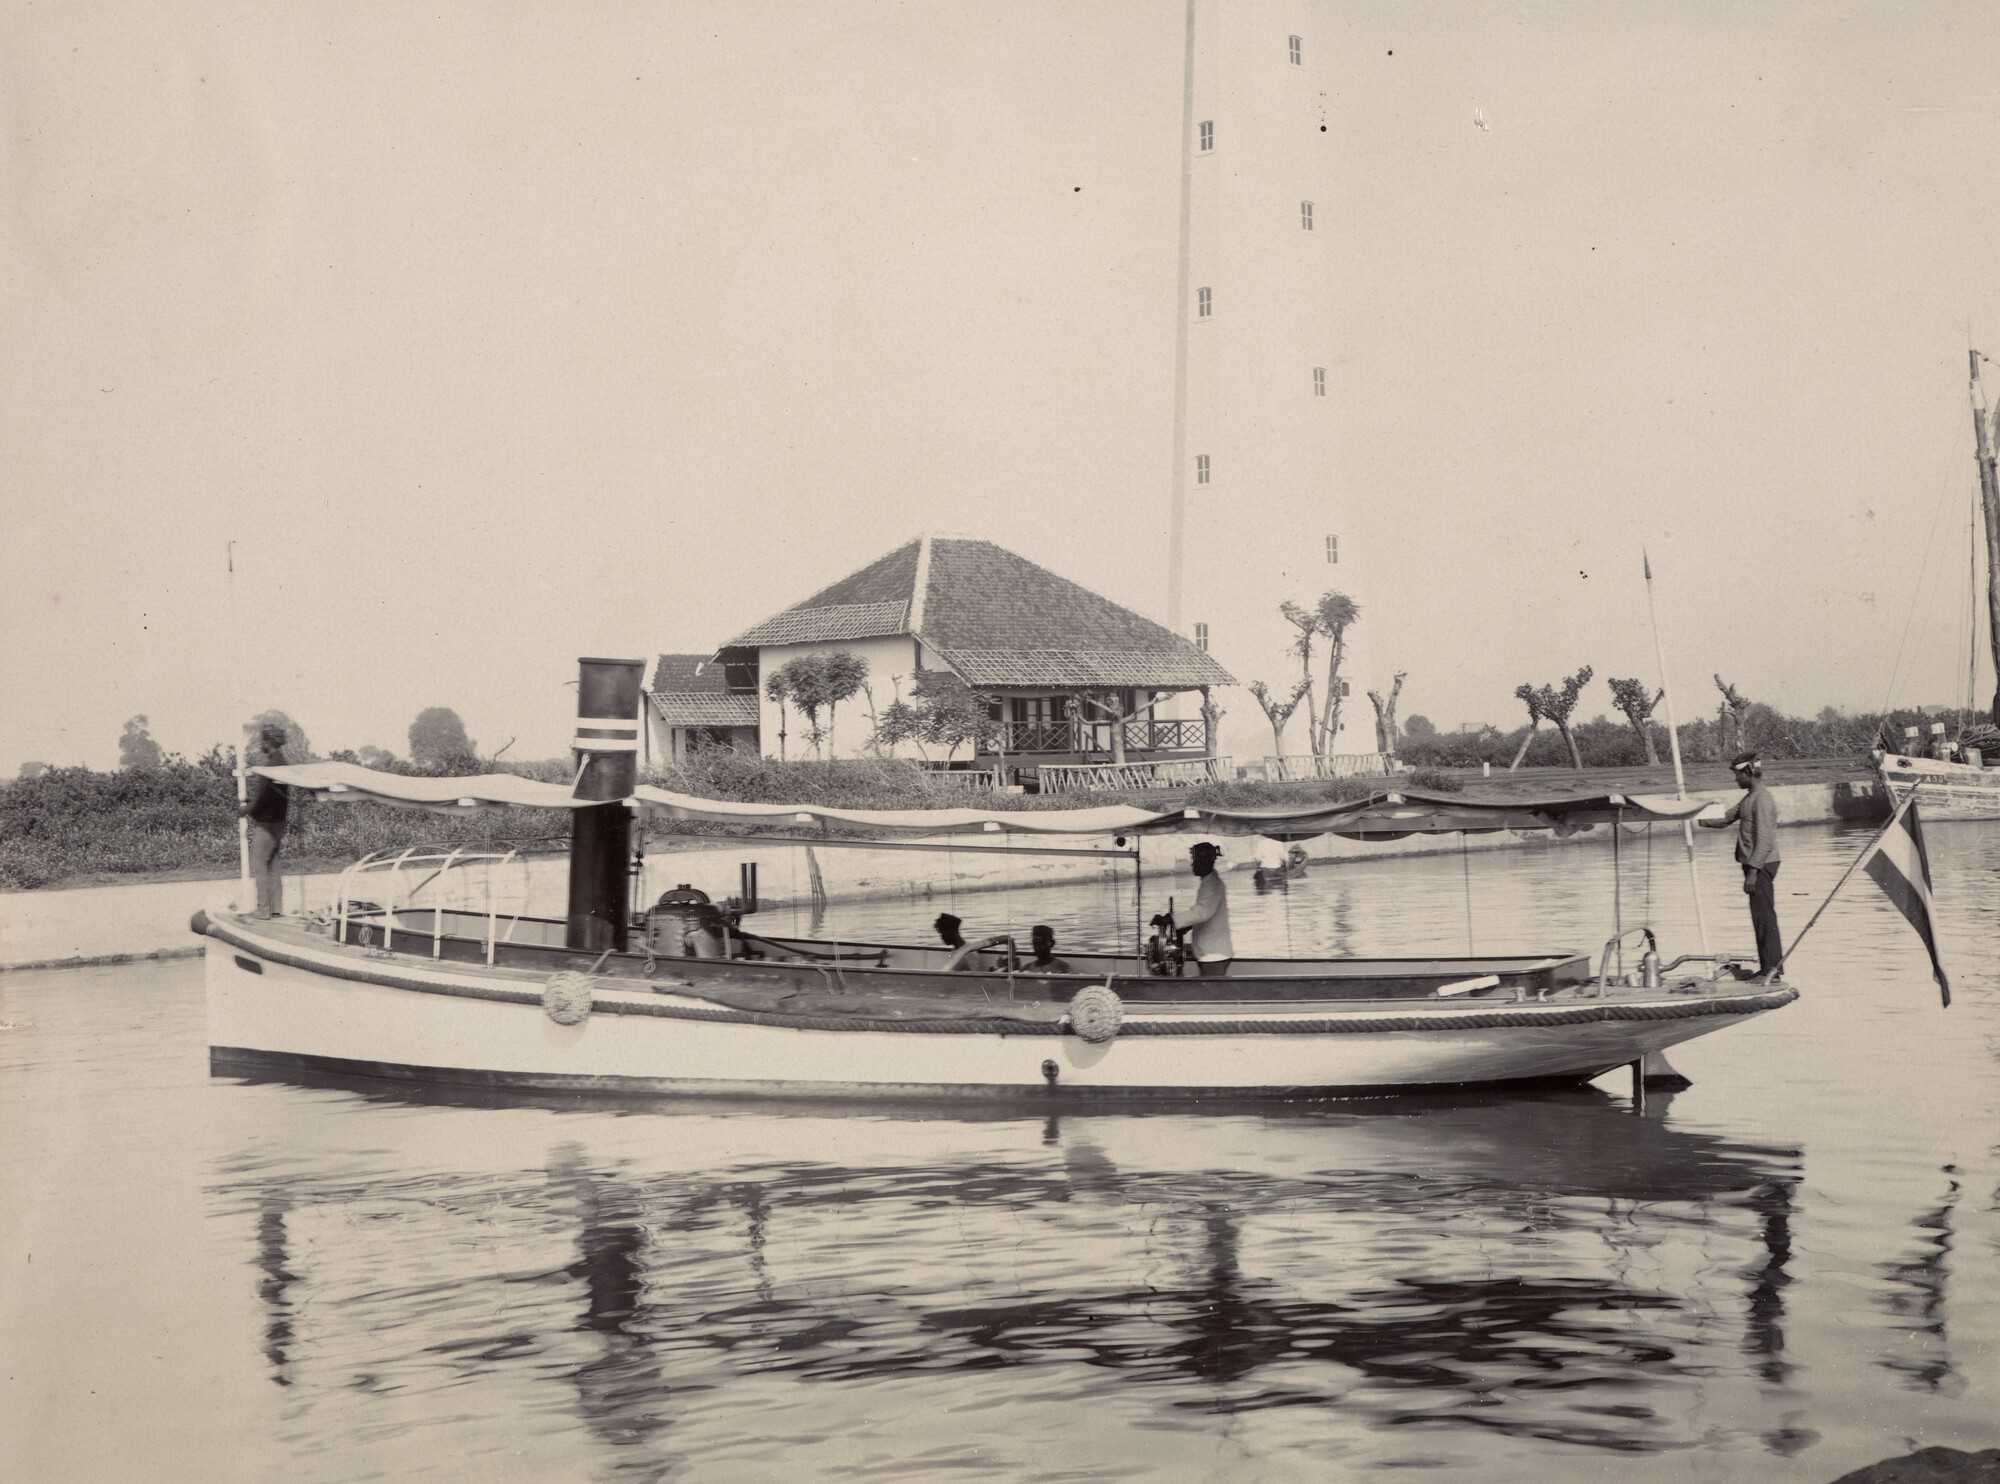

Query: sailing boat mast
[1971,350,2000,726]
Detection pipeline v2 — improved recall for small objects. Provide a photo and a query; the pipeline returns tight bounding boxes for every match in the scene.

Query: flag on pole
[1862,798,1951,1006]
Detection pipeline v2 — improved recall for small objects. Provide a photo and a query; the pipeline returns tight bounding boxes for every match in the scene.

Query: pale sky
[5,1,1998,773]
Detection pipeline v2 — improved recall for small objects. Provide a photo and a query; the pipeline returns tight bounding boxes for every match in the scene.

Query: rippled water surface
[4,821,1997,1482]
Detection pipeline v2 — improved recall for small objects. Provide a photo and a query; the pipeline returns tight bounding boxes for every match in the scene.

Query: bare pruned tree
[1715,675,1752,758]
[1508,684,1545,771]
[1249,678,1311,759]
[1367,671,1407,754]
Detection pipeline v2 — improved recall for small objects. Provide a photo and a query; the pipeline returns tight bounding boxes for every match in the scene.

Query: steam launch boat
[192,659,1795,1103]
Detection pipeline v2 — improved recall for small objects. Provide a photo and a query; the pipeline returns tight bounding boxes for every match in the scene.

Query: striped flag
[1863,799,1951,1006]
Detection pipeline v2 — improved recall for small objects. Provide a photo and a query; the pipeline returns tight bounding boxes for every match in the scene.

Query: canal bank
[0,775,1889,971]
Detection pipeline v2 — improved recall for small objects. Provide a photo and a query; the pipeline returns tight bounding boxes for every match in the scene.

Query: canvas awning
[258,764,1716,838]
[252,762,589,814]
[627,785,1715,841]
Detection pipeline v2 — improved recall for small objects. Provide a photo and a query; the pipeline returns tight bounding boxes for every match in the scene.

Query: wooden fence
[1037,757,1231,794]
[1263,752,1401,782]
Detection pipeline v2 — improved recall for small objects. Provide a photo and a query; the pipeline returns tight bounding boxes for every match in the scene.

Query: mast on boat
[1971,350,2000,726]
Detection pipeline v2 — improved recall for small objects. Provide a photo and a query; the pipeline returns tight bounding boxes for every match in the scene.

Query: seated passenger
[1025,925,1073,974]
[935,913,1014,971]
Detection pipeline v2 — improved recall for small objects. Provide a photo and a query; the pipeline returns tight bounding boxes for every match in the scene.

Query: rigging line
[1881,433,1973,716]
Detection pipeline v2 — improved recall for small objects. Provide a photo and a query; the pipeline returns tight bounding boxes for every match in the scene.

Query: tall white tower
[1166,0,1369,765]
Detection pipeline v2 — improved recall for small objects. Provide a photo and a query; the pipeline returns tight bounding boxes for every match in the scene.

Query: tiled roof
[936,647,1235,688]
[647,653,759,726]
[722,537,1232,688]
[648,691,760,726]
[650,654,731,692]
[729,600,911,648]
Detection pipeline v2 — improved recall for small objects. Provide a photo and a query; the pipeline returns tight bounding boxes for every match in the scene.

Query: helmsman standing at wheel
[1178,841,1234,977]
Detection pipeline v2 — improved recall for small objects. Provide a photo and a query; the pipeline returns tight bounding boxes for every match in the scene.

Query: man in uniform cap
[1176,841,1234,977]
[1700,752,1783,981]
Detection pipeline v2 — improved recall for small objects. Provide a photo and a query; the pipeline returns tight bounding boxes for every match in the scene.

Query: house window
[1300,200,1314,230]
[1313,366,1326,396]
[1194,622,1209,651]
[1325,534,1338,563]
[1197,286,1212,318]
[1199,120,1213,151]
[1289,35,1302,65]
[1196,454,1211,485]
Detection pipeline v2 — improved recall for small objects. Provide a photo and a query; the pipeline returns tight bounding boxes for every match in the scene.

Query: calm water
[3,822,1996,1483]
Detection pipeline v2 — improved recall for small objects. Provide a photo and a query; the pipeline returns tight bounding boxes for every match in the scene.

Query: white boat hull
[1876,754,2000,821]
[202,914,1793,1101]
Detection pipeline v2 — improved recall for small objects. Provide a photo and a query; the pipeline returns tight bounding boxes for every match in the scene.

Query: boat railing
[333,846,532,966]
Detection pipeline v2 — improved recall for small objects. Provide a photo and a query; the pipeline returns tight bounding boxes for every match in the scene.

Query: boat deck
[223,909,1761,1026]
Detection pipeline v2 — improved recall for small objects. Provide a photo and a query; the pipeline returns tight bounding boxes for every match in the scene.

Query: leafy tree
[872,670,1000,763]
[1313,591,1361,756]
[766,652,869,760]
[1249,679,1311,758]
[408,707,475,768]
[818,651,869,759]
[1607,677,1664,764]
[18,760,50,780]
[357,744,398,768]
[1534,666,1594,770]
[1403,715,1436,737]
[1367,670,1406,754]
[118,715,164,770]
[246,709,310,760]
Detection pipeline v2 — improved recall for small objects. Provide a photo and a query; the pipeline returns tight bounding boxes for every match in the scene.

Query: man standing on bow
[1177,841,1233,977]
[1700,751,1783,982]
[240,723,291,919]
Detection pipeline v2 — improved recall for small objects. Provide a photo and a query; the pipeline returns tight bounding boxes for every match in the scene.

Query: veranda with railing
[994,717,1209,755]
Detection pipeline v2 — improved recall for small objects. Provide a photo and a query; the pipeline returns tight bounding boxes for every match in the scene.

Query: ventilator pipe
[566,657,644,953]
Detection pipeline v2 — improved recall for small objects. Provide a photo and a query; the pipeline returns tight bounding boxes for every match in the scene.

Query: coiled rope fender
[1066,985,1124,1043]
[541,971,595,1026]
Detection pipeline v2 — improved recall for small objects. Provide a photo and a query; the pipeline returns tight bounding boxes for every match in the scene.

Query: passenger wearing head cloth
[1177,841,1233,977]
[1699,752,1784,982]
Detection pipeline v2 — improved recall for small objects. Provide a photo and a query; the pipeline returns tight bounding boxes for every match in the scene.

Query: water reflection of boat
[213,1091,1809,1463]
[194,659,1796,1103]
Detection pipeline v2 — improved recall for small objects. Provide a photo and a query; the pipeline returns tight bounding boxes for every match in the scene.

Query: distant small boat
[1873,350,2000,822]
[1253,844,1310,890]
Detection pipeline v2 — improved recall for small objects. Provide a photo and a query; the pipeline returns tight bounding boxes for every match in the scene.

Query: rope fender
[196,917,1796,1037]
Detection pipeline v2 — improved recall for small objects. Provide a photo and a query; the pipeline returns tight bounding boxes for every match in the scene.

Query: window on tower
[1313,366,1326,396]
[1289,35,1303,65]
[1325,534,1339,563]
[1197,286,1212,318]
[1301,200,1314,230]
[1199,120,1213,151]
[1194,622,1209,652]
[1197,455,1211,485]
